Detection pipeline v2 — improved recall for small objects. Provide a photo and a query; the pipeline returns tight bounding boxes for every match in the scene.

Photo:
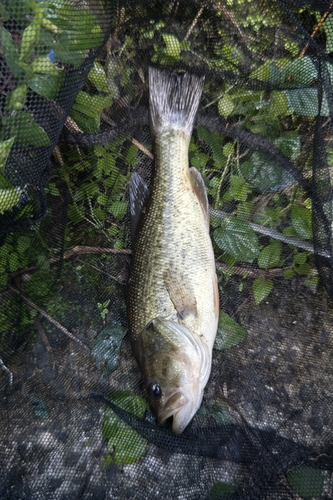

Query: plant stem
[210,207,330,258]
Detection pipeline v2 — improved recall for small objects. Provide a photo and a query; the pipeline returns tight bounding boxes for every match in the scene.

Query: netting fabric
[0,1,333,499]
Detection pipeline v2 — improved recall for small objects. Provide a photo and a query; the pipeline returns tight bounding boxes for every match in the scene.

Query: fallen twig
[7,246,131,281]
[8,286,91,354]
[58,245,131,261]
[34,318,52,352]
[132,138,153,159]
[215,261,286,278]
[77,258,127,284]
[183,4,205,42]
[76,439,108,500]
[300,2,333,57]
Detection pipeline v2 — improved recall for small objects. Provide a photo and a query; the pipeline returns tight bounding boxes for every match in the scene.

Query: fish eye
[149,383,162,399]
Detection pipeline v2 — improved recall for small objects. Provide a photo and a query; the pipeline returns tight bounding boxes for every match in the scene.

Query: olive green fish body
[128,68,219,434]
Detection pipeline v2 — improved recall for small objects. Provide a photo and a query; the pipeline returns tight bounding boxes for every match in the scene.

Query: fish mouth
[157,390,202,435]
[157,392,189,426]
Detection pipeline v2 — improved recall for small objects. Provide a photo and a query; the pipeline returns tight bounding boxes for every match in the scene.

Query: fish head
[134,317,211,435]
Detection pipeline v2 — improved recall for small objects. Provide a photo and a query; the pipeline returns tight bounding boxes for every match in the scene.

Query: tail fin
[148,67,204,137]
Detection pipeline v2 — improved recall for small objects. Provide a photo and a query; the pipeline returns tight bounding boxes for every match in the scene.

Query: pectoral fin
[189,167,210,229]
[163,270,197,320]
[129,171,150,240]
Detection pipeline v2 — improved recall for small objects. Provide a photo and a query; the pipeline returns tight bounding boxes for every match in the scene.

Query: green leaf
[236,201,253,220]
[226,89,263,117]
[268,91,290,117]
[102,391,148,465]
[162,33,181,57]
[97,193,108,206]
[286,87,324,116]
[218,95,234,118]
[8,84,28,111]
[322,12,333,53]
[196,401,232,427]
[274,132,300,161]
[293,252,312,275]
[214,311,248,350]
[280,56,317,86]
[250,60,280,84]
[8,252,20,272]
[0,26,23,78]
[304,275,319,288]
[67,204,85,223]
[93,324,127,376]
[196,127,225,169]
[253,277,273,304]
[227,175,251,202]
[0,3,10,22]
[291,206,312,240]
[3,112,50,147]
[17,236,32,254]
[31,56,59,75]
[72,92,113,120]
[0,273,8,290]
[283,269,294,279]
[258,241,282,269]
[93,207,107,221]
[19,22,41,62]
[50,5,103,66]
[0,137,15,170]
[190,152,210,170]
[214,218,259,263]
[110,201,128,221]
[47,183,60,196]
[287,465,324,500]
[0,187,21,214]
[294,252,307,265]
[88,62,109,93]
[208,482,236,500]
[41,17,59,34]
[223,142,234,157]
[126,144,138,166]
[294,262,312,275]
[240,151,291,192]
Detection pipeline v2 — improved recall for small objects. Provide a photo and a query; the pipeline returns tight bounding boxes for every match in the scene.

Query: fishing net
[0,0,332,498]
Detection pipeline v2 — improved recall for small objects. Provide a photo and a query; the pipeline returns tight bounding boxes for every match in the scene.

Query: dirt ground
[0,271,332,499]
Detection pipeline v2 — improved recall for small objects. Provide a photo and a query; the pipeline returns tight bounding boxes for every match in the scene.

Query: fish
[127,67,219,435]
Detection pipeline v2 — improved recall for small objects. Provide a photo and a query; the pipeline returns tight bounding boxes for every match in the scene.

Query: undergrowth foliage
[0,1,333,499]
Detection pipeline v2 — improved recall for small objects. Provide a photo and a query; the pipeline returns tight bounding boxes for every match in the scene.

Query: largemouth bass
[128,67,219,435]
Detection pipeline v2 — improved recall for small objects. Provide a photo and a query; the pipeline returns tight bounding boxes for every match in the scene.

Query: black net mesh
[0,1,333,499]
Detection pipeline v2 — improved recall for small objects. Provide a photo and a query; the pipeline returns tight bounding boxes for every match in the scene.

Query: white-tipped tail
[148,67,205,137]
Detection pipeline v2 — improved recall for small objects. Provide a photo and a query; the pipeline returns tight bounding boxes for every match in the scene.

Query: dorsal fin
[129,171,150,241]
[189,167,210,229]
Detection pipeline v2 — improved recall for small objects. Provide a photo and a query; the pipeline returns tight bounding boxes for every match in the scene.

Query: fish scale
[128,67,219,434]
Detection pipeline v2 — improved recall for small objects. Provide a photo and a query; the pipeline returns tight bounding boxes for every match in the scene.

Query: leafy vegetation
[0,0,328,350]
[0,5,332,500]
[287,464,324,499]
[93,323,127,376]
[0,0,331,468]
[214,311,247,350]
[102,391,149,465]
